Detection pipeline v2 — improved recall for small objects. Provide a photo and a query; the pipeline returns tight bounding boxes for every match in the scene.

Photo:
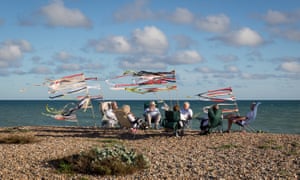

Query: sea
[0,100,299,134]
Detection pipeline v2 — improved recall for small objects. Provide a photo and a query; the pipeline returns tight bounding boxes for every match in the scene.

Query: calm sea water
[0,100,299,134]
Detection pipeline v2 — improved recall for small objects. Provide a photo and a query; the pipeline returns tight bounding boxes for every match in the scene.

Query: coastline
[0,126,299,179]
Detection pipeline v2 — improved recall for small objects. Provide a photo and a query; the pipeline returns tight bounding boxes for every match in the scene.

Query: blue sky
[0,0,300,100]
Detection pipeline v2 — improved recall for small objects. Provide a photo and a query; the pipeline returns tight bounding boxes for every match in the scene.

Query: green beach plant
[2,127,31,133]
[0,135,39,144]
[50,144,150,176]
[209,143,239,150]
[284,141,299,156]
[257,139,283,150]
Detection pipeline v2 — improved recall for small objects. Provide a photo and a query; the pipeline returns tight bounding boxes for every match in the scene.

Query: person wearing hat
[225,102,261,132]
[144,101,161,129]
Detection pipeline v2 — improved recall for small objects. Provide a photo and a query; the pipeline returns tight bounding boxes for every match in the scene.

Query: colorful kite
[197,87,240,115]
[42,96,91,122]
[105,70,177,94]
[46,73,98,99]
[43,73,102,122]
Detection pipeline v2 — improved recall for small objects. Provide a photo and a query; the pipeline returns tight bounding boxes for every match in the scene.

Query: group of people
[199,102,261,134]
[144,101,194,129]
[101,100,194,131]
[101,100,260,134]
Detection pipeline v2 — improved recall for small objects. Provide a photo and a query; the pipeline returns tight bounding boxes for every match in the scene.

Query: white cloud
[0,40,32,68]
[113,1,230,34]
[213,27,264,46]
[17,40,32,51]
[168,50,203,65]
[224,65,240,73]
[240,73,273,80]
[262,9,300,25]
[113,0,154,22]
[216,54,238,62]
[278,61,300,73]
[30,66,52,74]
[132,26,168,55]
[263,10,291,25]
[270,28,300,41]
[262,9,300,42]
[195,14,230,33]
[169,8,194,24]
[119,56,166,70]
[194,65,240,79]
[84,62,103,70]
[40,0,91,28]
[279,29,300,41]
[173,35,196,49]
[53,51,73,61]
[88,26,167,55]
[56,63,81,72]
[194,66,215,73]
[0,45,22,62]
[90,36,131,53]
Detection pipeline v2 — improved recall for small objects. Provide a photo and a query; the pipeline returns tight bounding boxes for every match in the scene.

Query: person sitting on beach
[122,105,143,133]
[173,104,180,112]
[179,101,193,128]
[224,102,261,133]
[200,104,222,135]
[144,101,161,129]
[102,101,119,127]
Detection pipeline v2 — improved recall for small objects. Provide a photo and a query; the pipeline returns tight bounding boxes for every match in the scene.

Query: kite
[46,73,99,99]
[196,87,235,102]
[197,87,240,115]
[43,73,102,122]
[42,96,92,122]
[124,85,177,94]
[105,70,177,94]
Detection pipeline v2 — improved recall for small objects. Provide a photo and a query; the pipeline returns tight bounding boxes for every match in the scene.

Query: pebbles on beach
[0,126,299,179]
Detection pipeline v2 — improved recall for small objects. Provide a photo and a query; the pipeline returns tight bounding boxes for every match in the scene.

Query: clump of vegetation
[97,139,122,145]
[4,127,31,133]
[284,141,299,156]
[0,135,38,144]
[210,143,239,150]
[50,144,150,176]
[257,139,282,150]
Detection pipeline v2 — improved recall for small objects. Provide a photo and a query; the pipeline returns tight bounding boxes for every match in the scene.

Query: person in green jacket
[208,104,223,130]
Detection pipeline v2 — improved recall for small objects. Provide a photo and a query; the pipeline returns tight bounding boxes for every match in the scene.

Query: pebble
[0,126,299,179]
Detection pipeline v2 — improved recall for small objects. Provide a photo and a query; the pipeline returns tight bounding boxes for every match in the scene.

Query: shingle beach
[0,126,299,179]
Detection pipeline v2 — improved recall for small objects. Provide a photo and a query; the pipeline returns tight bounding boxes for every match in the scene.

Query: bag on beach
[200,118,209,131]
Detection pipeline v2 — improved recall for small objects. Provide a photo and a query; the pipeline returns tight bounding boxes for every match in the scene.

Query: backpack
[200,118,209,131]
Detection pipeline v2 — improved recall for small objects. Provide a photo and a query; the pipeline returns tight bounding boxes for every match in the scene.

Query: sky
[0,0,300,100]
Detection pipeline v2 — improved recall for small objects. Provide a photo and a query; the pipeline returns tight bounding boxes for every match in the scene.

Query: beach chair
[114,109,132,129]
[114,109,144,137]
[143,101,162,129]
[99,101,118,128]
[199,117,223,135]
[161,110,182,136]
[235,102,261,132]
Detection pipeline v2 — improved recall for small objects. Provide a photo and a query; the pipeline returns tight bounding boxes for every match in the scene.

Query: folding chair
[161,110,182,136]
[235,102,261,132]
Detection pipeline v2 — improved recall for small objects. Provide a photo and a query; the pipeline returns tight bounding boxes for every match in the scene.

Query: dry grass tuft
[0,135,39,144]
